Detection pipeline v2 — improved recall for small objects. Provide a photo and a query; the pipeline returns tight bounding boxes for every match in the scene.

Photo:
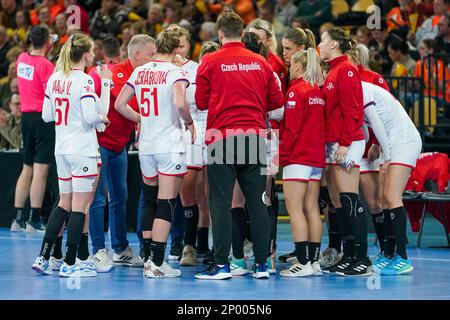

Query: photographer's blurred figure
[0,93,22,150]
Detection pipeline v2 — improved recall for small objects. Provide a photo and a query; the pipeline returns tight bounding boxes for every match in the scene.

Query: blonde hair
[353,43,370,68]
[127,34,155,59]
[55,33,93,75]
[156,29,180,54]
[283,28,316,49]
[199,41,220,59]
[291,48,323,86]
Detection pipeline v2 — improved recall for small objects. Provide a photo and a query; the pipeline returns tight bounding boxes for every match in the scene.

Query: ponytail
[326,27,354,54]
[55,37,73,75]
[55,33,93,75]
[304,28,316,49]
[353,43,370,68]
[292,48,323,86]
[284,27,316,50]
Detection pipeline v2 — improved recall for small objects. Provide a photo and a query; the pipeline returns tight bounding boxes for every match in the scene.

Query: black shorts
[22,112,55,166]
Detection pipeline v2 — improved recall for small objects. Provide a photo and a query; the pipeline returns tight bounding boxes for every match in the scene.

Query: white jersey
[182,59,207,123]
[362,81,421,160]
[42,69,103,157]
[127,60,189,155]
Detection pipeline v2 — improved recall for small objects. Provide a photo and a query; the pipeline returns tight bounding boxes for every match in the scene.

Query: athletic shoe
[144,260,182,278]
[59,261,97,277]
[266,254,277,274]
[243,239,254,260]
[278,250,296,263]
[113,246,144,267]
[373,253,393,272]
[380,255,413,276]
[25,219,46,233]
[280,261,314,277]
[252,263,270,279]
[202,250,214,265]
[337,258,372,277]
[49,256,63,271]
[93,249,114,273]
[323,256,353,274]
[196,249,211,263]
[180,245,197,266]
[10,219,25,232]
[195,263,232,280]
[32,256,52,275]
[77,257,98,272]
[312,261,323,276]
[230,257,250,276]
[319,247,342,268]
[168,244,183,261]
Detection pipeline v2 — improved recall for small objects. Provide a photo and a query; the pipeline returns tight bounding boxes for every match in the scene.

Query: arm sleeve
[337,67,364,147]
[364,104,391,161]
[266,68,284,111]
[42,83,54,123]
[374,74,390,92]
[268,107,284,121]
[80,76,103,126]
[88,67,102,97]
[195,60,210,111]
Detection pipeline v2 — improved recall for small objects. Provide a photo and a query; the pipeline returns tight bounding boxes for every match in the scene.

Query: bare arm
[173,81,195,143]
[114,83,141,123]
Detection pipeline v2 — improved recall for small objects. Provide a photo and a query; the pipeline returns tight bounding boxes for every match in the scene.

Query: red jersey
[322,55,364,146]
[268,51,287,95]
[279,78,325,168]
[195,42,283,145]
[358,64,390,157]
[96,59,139,153]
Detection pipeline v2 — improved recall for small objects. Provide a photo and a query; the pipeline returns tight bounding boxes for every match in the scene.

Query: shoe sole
[97,266,114,273]
[113,261,143,267]
[32,265,52,275]
[336,271,373,277]
[280,271,314,278]
[253,273,270,279]
[59,271,97,277]
[144,272,181,278]
[195,274,232,280]
[381,267,414,276]
[231,270,250,276]
[168,255,180,260]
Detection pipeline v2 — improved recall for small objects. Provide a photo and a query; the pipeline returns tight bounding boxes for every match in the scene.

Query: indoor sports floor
[1,217,449,300]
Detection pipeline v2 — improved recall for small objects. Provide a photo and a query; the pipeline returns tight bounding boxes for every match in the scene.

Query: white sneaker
[10,220,23,232]
[312,261,323,276]
[113,246,144,267]
[32,256,52,275]
[77,257,98,273]
[59,261,97,277]
[49,256,63,271]
[143,260,182,278]
[280,261,314,277]
[25,220,46,233]
[93,249,114,273]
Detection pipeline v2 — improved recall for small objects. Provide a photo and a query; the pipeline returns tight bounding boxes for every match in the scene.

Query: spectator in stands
[0,62,17,109]
[372,19,397,74]
[199,21,218,44]
[90,0,129,39]
[9,76,17,94]
[64,0,90,33]
[13,9,32,46]
[291,17,310,29]
[37,6,52,27]
[275,0,297,27]
[207,0,257,25]
[356,26,378,52]
[136,3,164,38]
[182,0,205,29]
[0,93,21,150]
[119,22,134,60]
[436,12,450,53]
[55,13,69,46]
[93,39,105,67]
[0,0,19,29]
[129,0,148,19]
[258,1,286,41]
[31,1,65,26]
[294,0,332,31]
[413,0,450,46]
[0,26,12,78]
[388,38,417,77]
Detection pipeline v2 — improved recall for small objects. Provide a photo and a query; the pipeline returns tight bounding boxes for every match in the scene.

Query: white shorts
[326,139,365,167]
[184,121,207,170]
[56,154,98,193]
[389,138,422,169]
[282,164,323,182]
[360,157,381,174]
[139,153,187,180]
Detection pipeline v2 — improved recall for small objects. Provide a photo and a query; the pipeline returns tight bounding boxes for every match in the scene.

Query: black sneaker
[323,256,354,274]
[278,250,296,263]
[169,245,182,261]
[337,258,373,277]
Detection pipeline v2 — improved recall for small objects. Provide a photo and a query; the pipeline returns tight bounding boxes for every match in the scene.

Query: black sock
[231,207,246,259]
[39,207,69,260]
[341,193,368,260]
[77,233,89,260]
[267,205,277,252]
[328,206,341,252]
[30,207,41,223]
[294,241,308,265]
[150,241,167,267]
[143,238,152,262]
[64,212,85,266]
[183,205,199,247]
[391,206,408,259]
[383,209,395,258]
[52,236,63,259]
[371,212,385,252]
[244,207,252,242]
[142,184,158,232]
[308,242,321,263]
[15,207,24,222]
[197,227,209,252]
[336,207,354,258]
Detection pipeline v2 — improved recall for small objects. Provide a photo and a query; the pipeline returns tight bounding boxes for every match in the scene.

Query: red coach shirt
[322,55,364,147]
[279,78,325,168]
[96,59,139,153]
[195,42,283,145]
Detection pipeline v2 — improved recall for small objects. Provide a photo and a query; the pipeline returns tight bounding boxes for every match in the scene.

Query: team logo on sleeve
[84,85,93,93]
[288,92,294,98]
[348,71,354,77]
[326,82,335,91]
[379,78,384,84]
[117,73,123,78]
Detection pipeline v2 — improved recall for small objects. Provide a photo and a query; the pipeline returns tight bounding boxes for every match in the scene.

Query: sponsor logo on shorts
[184,210,193,218]
[175,164,181,170]
[83,167,88,172]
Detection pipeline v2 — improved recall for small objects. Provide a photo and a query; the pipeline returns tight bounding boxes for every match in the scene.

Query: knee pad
[339,192,364,218]
[319,187,331,211]
[154,198,177,223]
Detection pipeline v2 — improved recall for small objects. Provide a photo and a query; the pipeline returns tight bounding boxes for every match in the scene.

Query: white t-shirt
[182,59,207,123]
[362,81,420,160]
[42,69,103,157]
[127,60,189,155]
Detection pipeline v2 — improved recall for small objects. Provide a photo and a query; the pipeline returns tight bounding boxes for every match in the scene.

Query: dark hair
[216,11,244,38]
[388,39,409,55]
[102,36,120,58]
[422,39,440,54]
[326,27,356,53]
[29,25,50,49]
[242,32,268,59]
[156,29,180,54]
[16,9,32,28]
